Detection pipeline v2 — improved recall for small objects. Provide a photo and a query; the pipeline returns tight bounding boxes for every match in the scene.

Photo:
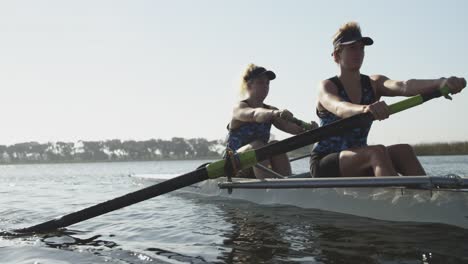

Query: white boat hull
[187,177,468,229]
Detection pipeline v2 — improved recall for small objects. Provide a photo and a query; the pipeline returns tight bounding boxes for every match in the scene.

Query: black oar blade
[15,167,209,234]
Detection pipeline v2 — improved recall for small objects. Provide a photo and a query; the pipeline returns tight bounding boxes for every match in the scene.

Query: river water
[0,156,467,263]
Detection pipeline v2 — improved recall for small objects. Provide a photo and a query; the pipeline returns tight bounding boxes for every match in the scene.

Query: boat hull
[187,177,468,229]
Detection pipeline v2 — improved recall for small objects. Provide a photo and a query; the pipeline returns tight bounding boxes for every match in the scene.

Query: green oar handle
[286,87,454,129]
[389,86,451,114]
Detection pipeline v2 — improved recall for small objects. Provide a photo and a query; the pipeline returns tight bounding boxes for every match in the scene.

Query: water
[1,156,467,263]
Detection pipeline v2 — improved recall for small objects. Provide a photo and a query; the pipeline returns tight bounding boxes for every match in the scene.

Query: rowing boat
[178,173,468,229]
[16,87,465,234]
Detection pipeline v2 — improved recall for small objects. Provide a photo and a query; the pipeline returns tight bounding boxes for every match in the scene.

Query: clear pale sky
[0,0,467,146]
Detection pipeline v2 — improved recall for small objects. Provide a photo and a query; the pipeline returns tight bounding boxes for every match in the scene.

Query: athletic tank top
[226,101,272,151]
[312,75,377,155]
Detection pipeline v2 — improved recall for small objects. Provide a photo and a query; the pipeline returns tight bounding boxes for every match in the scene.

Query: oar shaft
[255,113,373,162]
[207,87,454,179]
[257,87,452,163]
[216,87,452,173]
[204,113,374,179]
[289,154,311,162]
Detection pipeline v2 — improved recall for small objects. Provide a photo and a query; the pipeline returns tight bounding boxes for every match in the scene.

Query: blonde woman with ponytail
[226,64,317,179]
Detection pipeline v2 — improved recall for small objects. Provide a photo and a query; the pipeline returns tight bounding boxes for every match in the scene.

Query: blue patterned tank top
[312,75,377,155]
[226,101,272,151]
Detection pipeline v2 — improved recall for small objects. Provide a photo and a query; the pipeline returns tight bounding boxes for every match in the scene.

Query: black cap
[333,29,373,49]
[244,66,276,81]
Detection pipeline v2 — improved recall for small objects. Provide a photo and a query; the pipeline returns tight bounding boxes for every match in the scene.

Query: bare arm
[318,79,366,118]
[272,114,309,135]
[371,75,466,97]
[232,101,277,123]
[233,102,313,134]
[317,79,391,121]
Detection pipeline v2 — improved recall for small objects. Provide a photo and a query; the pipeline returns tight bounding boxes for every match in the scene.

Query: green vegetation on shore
[0,139,467,165]
[412,141,468,156]
[0,138,223,164]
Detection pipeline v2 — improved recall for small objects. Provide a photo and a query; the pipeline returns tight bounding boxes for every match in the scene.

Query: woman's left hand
[364,101,390,121]
[309,121,319,130]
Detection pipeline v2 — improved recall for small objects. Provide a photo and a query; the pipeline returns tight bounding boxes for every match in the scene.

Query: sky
[0,0,467,146]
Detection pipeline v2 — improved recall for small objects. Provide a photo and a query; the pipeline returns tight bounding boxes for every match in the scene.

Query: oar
[289,153,311,162]
[15,87,456,233]
[288,116,316,130]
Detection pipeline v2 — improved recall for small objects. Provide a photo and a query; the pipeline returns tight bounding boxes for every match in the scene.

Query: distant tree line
[0,138,224,164]
[0,139,466,164]
[412,141,468,156]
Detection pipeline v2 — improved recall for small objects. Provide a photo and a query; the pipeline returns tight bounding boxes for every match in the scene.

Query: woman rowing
[310,22,466,178]
[227,63,318,179]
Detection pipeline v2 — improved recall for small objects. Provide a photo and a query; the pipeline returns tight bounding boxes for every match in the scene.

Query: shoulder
[369,74,389,81]
[319,79,339,94]
[369,74,389,95]
[233,100,249,110]
[369,74,389,85]
[263,103,278,110]
[316,79,340,111]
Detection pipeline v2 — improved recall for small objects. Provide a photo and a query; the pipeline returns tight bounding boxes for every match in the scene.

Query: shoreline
[1,153,467,166]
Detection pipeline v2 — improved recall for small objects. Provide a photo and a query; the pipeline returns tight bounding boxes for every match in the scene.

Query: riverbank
[1,140,467,165]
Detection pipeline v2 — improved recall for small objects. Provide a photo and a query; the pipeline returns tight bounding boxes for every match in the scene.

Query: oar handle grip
[289,116,316,130]
[285,117,317,130]
[389,86,452,115]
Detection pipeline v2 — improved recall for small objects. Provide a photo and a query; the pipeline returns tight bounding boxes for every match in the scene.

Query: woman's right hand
[363,101,390,120]
[278,109,293,121]
[273,109,293,121]
[440,76,466,94]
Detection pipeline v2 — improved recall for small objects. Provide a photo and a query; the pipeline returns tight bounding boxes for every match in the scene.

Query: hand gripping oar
[15,87,457,233]
[288,116,316,130]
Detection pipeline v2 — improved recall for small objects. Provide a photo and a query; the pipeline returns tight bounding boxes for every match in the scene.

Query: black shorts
[309,152,341,178]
